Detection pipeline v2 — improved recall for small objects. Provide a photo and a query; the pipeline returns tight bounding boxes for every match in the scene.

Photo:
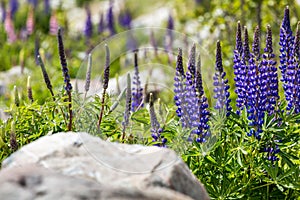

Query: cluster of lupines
[233,23,280,140]
[174,45,210,143]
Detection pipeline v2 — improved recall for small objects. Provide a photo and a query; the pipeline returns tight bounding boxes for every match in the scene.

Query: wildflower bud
[236,21,243,53]
[27,76,33,102]
[14,85,19,107]
[243,26,250,61]
[10,121,18,151]
[84,53,92,93]
[122,73,132,130]
[37,55,54,96]
[188,43,196,77]
[252,25,261,58]
[103,44,110,90]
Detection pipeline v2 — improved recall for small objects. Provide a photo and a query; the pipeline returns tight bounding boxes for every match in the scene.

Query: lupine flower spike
[27,76,33,103]
[26,7,34,35]
[37,55,55,98]
[149,93,166,147]
[121,73,132,141]
[213,41,232,116]
[131,50,143,111]
[233,21,246,115]
[84,7,93,40]
[263,25,278,114]
[44,0,50,14]
[10,121,18,152]
[49,11,59,35]
[279,6,294,109]
[195,57,210,143]
[286,21,300,113]
[107,0,116,35]
[97,44,110,129]
[13,86,19,107]
[98,13,104,34]
[84,53,92,100]
[9,0,19,18]
[174,48,187,126]
[4,11,17,43]
[57,27,73,131]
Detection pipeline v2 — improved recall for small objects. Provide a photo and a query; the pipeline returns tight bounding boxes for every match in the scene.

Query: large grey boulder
[1,132,209,200]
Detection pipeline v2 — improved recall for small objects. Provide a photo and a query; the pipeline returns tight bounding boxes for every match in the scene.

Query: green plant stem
[97,89,106,129]
[67,92,72,131]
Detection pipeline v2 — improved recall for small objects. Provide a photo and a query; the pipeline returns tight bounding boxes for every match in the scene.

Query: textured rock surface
[2,132,210,200]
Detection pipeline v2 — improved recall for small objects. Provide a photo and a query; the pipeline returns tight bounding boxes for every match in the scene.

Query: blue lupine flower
[233,21,246,115]
[213,41,232,115]
[98,13,105,34]
[107,0,116,35]
[84,7,93,39]
[252,25,261,59]
[44,0,50,14]
[118,10,132,29]
[263,25,278,114]
[131,50,143,111]
[9,0,19,18]
[149,93,166,147]
[195,67,210,143]
[174,48,187,126]
[294,22,300,113]
[279,6,295,109]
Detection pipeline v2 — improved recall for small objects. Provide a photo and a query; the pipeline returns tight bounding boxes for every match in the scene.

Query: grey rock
[2,132,210,200]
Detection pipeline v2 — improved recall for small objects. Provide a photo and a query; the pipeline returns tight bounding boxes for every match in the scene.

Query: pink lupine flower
[49,11,58,35]
[4,11,17,43]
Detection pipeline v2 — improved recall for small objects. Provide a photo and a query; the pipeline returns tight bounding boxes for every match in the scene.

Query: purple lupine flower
[4,11,17,43]
[26,8,34,35]
[107,0,116,36]
[195,65,210,143]
[37,55,54,97]
[103,44,110,90]
[84,53,92,95]
[118,10,131,29]
[263,25,278,114]
[131,50,143,111]
[184,44,198,129]
[44,0,50,14]
[288,22,300,113]
[84,7,93,39]
[165,14,174,62]
[247,26,261,136]
[174,48,187,126]
[57,28,72,93]
[263,143,280,162]
[149,93,166,147]
[294,22,300,113]
[233,21,246,115]
[279,6,294,107]
[213,41,232,115]
[9,0,18,18]
[252,25,261,60]
[98,13,104,34]
[49,11,58,35]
